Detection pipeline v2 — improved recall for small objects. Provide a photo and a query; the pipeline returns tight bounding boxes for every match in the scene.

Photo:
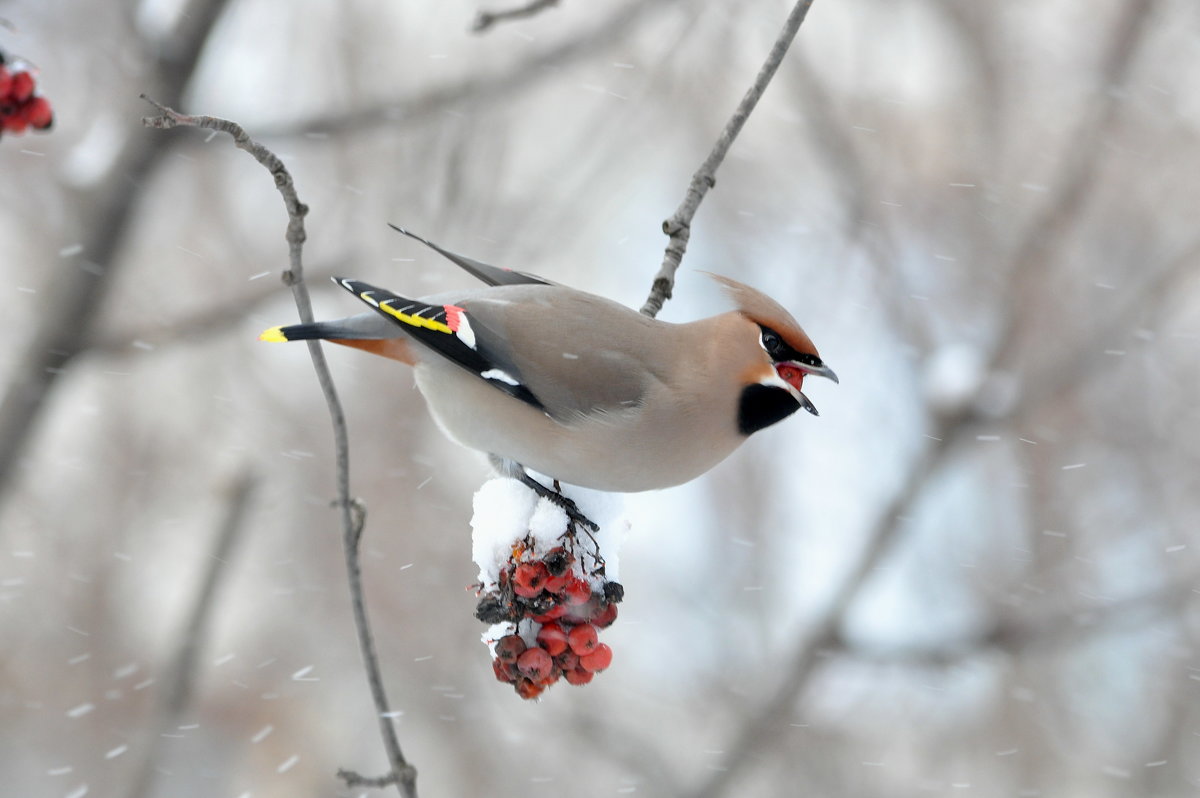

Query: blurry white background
[2,0,1199,796]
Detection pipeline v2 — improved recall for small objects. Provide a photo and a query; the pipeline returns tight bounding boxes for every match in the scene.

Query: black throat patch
[737,384,800,436]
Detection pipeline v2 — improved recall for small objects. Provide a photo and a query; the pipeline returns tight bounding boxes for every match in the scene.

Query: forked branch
[140,96,418,798]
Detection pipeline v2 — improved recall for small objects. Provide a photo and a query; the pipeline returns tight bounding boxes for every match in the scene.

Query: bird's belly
[414,365,739,492]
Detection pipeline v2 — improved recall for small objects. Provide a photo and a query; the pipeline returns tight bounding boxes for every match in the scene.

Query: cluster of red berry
[478,544,622,700]
[0,55,52,137]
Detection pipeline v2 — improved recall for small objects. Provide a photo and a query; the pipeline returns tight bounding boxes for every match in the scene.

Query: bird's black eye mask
[757,324,821,367]
[756,324,832,418]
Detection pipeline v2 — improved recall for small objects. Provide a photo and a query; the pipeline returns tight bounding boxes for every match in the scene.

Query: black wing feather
[387,224,552,287]
[334,277,546,410]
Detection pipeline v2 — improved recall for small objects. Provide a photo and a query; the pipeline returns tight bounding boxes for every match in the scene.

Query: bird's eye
[760,328,786,357]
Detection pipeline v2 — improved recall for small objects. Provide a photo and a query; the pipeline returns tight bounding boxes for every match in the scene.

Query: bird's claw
[548,492,600,534]
[515,472,599,532]
[561,499,600,533]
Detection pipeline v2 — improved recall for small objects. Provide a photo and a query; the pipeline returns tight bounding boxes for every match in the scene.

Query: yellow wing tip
[258,326,288,342]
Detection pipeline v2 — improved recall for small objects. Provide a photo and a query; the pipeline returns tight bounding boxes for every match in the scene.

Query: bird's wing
[457,287,658,422]
[336,278,653,422]
[388,224,553,287]
[335,277,546,409]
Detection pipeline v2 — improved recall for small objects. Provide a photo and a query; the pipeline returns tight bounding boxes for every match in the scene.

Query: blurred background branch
[84,263,344,359]
[685,6,1168,795]
[4,0,1197,796]
[472,0,561,34]
[836,570,1200,667]
[262,0,680,140]
[126,470,257,798]
[0,0,233,511]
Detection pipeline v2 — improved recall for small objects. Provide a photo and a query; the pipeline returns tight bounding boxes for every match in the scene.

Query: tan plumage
[261,229,837,493]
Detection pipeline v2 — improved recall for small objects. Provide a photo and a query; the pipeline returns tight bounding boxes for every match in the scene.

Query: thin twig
[127,471,258,798]
[339,768,405,789]
[640,0,816,317]
[140,97,418,798]
[472,0,560,33]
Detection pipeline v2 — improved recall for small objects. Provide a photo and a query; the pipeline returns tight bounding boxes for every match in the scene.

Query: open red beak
[774,363,818,416]
[775,361,836,416]
[776,363,806,394]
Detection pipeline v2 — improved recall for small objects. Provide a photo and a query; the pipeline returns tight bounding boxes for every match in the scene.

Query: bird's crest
[703,272,817,356]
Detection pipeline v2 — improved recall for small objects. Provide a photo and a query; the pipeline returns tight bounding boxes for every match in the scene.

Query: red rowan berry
[516,646,554,681]
[493,634,526,663]
[9,70,33,102]
[564,667,594,686]
[580,643,612,672]
[512,562,549,598]
[567,623,599,655]
[535,622,569,657]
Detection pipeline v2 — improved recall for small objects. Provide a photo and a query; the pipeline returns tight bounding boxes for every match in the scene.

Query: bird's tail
[259,321,347,343]
[259,316,416,364]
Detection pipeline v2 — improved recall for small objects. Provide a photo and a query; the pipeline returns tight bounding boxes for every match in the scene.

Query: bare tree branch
[127,471,257,798]
[640,0,816,317]
[472,0,560,33]
[140,98,418,798]
[0,0,234,511]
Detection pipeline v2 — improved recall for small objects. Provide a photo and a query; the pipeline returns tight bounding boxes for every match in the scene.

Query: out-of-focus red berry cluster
[0,56,53,137]
[478,543,623,700]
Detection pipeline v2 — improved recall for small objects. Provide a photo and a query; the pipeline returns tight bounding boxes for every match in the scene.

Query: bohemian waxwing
[261,227,837,510]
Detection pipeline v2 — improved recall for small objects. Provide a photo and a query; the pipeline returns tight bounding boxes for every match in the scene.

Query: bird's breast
[412,361,745,492]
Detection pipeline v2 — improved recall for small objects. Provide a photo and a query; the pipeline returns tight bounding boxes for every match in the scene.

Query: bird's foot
[514,472,600,533]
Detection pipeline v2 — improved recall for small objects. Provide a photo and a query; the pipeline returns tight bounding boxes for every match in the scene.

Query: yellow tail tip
[258,326,288,342]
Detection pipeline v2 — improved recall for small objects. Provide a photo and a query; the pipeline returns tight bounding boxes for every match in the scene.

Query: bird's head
[706,273,839,434]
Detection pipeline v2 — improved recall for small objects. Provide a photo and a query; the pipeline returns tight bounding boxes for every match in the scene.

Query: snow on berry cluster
[470,477,629,700]
[0,55,53,138]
